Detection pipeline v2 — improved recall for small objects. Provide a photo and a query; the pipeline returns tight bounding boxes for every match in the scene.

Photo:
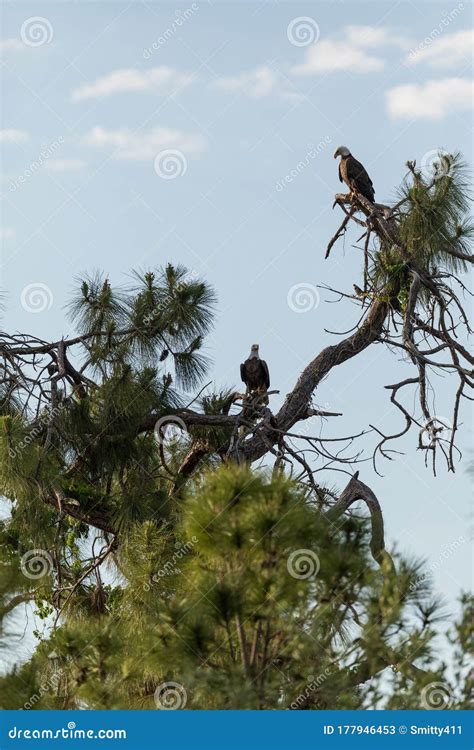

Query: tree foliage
[0,153,472,710]
[0,467,471,710]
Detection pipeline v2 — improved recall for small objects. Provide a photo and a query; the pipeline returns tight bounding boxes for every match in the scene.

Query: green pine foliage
[0,264,216,533]
[397,154,471,274]
[0,466,469,710]
[0,162,471,713]
[372,152,472,307]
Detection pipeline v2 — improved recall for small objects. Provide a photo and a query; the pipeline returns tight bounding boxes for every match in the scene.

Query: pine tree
[0,153,472,710]
[0,466,471,709]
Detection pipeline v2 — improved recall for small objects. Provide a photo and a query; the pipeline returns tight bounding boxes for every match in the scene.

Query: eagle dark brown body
[334,146,375,203]
[241,357,270,392]
[240,345,270,401]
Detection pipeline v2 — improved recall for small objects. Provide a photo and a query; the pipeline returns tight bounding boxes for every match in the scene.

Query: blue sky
[0,0,473,659]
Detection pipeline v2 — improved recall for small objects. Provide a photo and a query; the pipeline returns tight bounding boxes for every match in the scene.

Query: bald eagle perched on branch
[334,146,375,203]
[240,344,270,405]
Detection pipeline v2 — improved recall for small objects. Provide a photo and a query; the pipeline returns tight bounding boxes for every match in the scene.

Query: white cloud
[0,129,29,144]
[406,29,473,68]
[386,78,474,119]
[292,39,384,75]
[0,227,16,240]
[0,38,24,52]
[212,65,301,100]
[291,25,412,76]
[84,126,206,161]
[71,67,195,102]
[45,158,86,172]
[344,25,406,48]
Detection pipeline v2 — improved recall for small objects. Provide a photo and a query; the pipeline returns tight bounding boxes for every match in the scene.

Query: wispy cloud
[386,77,474,119]
[291,24,413,75]
[0,129,29,144]
[406,29,473,68]
[212,65,301,100]
[71,67,195,102]
[84,126,206,161]
[45,158,86,172]
[0,38,24,52]
[292,39,384,74]
[344,25,407,48]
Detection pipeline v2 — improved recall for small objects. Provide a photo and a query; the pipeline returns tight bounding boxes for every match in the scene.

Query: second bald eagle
[334,146,375,203]
[240,344,270,401]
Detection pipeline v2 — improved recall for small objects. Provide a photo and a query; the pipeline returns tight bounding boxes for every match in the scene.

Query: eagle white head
[249,344,260,359]
[334,146,351,159]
